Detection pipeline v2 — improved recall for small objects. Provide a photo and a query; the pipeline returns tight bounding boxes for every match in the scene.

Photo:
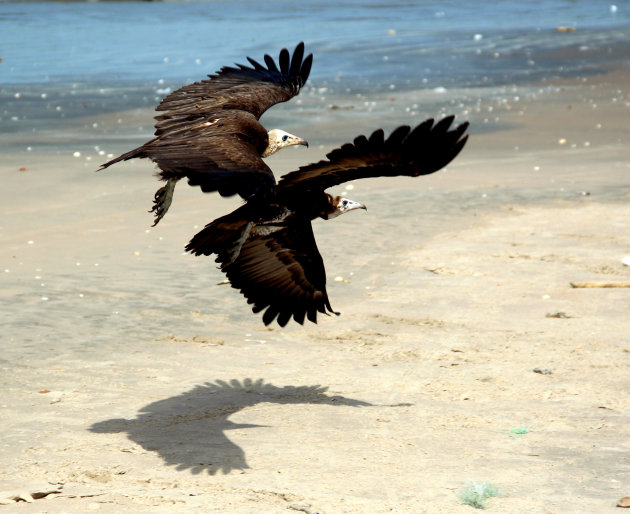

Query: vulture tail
[97,145,147,171]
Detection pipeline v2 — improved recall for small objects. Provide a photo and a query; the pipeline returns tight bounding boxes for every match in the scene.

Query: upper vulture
[100,43,470,327]
[99,42,312,226]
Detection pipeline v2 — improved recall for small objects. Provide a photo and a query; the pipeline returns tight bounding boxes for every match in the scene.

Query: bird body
[100,43,312,225]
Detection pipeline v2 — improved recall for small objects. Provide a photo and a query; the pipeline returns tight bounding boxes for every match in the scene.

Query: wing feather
[289,43,304,77]
[264,53,279,72]
[157,42,311,119]
[279,48,290,75]
[99,43,312,201]
[246,57,265,70]
[278,116,469,194]
[299,54,313,87]
[214,221,336,327]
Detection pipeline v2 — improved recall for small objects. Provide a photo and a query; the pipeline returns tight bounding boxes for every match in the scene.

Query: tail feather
[97,146,147,171]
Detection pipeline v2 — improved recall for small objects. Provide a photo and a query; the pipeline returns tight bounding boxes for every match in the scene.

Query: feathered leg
[150,178,178,226]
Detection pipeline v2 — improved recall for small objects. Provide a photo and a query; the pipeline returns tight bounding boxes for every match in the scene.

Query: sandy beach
[2,51,630,514]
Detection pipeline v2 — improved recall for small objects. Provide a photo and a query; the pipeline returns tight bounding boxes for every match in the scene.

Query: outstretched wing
[277,116,469,194]
[99,43,312,200]
[155,42,312,123]
[215,220,336,327]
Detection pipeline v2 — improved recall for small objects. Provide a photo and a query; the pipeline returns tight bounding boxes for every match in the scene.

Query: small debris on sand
[546,311,571,318]
[0,482,63,504]
[617,496,630,508]
[571,281,630,288]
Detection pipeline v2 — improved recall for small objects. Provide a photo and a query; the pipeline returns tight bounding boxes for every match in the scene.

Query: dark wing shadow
[90,378,373,475]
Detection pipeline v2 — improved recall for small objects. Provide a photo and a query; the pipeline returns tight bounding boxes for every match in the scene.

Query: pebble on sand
[617,496,630,508]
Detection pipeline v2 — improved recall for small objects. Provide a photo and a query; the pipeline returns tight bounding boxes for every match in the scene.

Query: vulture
[99,43,469,327]
[99,42,312,226]
[186,116,468,326]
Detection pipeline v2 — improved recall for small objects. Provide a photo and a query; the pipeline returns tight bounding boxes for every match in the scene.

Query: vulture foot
[150,179,177,226]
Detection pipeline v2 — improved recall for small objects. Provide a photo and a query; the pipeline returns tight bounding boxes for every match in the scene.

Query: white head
[263,129,309,157]
[326,195,367,220]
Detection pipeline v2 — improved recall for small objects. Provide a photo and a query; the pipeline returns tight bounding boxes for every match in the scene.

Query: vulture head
[325,195,367,220]
[263,129,309,157]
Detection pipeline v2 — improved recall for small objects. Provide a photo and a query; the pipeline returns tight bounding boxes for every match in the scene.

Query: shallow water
[2,0,630,153]
[3,1,629,86]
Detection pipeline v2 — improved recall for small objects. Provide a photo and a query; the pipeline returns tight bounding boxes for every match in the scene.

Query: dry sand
[1,68,630,512]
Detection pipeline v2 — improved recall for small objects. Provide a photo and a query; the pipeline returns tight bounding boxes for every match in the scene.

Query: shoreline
[2,60,630,512]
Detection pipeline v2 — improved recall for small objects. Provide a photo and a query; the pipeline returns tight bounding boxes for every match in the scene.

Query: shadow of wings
[90,378,376,475]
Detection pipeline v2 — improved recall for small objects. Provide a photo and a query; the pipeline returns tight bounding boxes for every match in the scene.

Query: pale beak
[343,200,367,213]
[290,136,308,148]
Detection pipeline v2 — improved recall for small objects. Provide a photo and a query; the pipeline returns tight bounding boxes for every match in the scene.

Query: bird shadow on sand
[90,378,402,475]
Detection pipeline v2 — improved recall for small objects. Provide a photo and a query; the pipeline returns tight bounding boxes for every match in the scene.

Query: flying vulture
[100,43,469,327]
[99,42,312,226]
[186,115,468,326]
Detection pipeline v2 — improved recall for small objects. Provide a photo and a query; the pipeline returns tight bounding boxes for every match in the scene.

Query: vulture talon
[149,179,176,226]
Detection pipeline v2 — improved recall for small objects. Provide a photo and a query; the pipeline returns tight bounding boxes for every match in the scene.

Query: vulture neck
[262,140,279,158]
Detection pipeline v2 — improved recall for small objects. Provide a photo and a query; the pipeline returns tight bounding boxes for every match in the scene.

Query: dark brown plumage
[186,116,469,327]
[100,43,469,327]
[99,43,312,225]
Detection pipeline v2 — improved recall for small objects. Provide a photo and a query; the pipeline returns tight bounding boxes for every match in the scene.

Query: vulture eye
[282,135,289,142]
[341,200,348,206]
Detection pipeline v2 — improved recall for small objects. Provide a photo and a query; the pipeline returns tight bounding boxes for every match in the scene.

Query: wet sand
[1,67,630,512]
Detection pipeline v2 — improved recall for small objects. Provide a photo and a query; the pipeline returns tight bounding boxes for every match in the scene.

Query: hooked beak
[292,136,308,148]
[342,199,367,213]
[327,197,367,220]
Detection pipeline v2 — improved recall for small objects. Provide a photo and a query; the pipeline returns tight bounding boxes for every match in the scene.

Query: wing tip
[255,295,337,327]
